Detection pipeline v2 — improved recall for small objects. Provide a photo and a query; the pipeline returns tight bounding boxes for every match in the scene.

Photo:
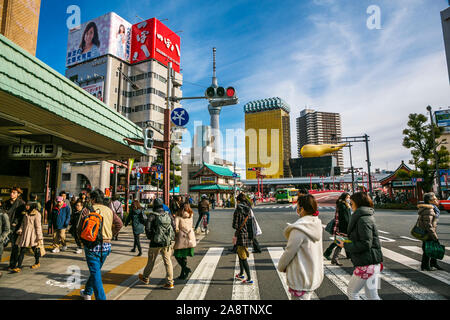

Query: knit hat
[153,198,164,210]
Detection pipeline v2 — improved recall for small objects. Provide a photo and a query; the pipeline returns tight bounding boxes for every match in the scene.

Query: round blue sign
[171,108,189,127]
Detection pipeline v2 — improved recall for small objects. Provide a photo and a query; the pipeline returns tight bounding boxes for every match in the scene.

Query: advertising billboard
[82,82,104,102]
[435,109,450,133]
[131,18,181,72]
[66,12,132,67]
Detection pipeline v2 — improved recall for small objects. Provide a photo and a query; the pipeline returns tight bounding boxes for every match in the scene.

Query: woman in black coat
[336,192,383,300]
[232,193,254,284]
[324,193,352,265]
[125,200,146,256]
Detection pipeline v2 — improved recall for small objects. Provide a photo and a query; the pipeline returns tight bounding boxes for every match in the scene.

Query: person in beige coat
[174,202,197,280]
[12,202,43,272]
[277,195,324,300]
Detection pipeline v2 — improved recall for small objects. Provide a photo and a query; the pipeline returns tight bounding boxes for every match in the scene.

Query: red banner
[130,18,181,73]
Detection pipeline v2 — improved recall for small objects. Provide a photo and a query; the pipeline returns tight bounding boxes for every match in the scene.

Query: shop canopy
[0,34,146,161]
[190,184,241,192]
[193,163,240,178]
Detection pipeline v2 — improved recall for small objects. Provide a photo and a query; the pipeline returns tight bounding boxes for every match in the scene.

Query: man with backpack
[78,189,115,300]
[195,195,210,234]
[138,198,175,289]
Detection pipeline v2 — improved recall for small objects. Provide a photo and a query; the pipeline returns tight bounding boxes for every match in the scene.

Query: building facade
[290,155,337,177]
[296,108,343,171]
[442,7,450,84]
[0,0,41,55]
[244,97,292,180]
[62,13,183,197]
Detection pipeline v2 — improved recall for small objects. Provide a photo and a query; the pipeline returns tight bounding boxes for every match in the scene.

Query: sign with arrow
[171,108,189,127]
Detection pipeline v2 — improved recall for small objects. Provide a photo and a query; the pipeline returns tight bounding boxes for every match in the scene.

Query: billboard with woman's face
[66,12,131,67]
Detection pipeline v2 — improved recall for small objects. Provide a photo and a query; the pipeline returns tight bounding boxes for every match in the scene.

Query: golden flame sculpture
[300,143,347,158]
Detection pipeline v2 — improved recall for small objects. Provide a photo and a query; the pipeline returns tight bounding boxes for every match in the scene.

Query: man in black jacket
[3,187,26,271]
[0,200,10,278]
[138,198,175,289]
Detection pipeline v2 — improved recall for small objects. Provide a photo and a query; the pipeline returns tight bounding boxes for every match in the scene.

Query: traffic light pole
[163,62,173,206]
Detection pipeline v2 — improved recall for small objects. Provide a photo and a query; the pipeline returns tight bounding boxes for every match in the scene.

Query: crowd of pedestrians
[0,184,444,301]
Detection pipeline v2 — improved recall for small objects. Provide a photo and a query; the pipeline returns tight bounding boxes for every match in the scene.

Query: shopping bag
[410,219,428,241]
[325,218,335,235]
[424,240,445,260]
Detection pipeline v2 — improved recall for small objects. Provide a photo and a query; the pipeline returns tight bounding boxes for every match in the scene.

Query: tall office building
[62,13,183,197]
[0,0,41,55]
[296,108,343,171]
[442,7,450,84]
[244,97,292,179]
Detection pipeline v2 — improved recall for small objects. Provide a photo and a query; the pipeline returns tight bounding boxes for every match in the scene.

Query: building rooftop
[244,97,290,114]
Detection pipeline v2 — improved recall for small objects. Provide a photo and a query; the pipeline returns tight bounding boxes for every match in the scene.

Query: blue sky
[36,0,450,173]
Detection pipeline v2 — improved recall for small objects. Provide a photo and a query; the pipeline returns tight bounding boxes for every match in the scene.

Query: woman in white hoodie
[278,194,324,300]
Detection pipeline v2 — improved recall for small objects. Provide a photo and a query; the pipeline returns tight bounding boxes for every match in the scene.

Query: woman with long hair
[278,194,324,300]
[125,200,145,256]
[324,192,352,265]
[116,24,126,59]
[232,193,254,284]
[80,22,101,55]
[174,202,197,280]
[336,192,383,300]
[12,202,43,272]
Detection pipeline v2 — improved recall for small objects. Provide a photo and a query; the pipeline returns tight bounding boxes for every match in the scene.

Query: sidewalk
[0,226,201,300]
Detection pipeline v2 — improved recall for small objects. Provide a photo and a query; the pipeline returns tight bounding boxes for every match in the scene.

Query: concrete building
[441,7,450,84]
[0,0,41,55]
[296,108,343,172]
[244,97,292,180]
[62,14,183,197]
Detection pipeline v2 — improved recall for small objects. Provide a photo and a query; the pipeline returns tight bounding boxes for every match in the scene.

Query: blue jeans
[84,248,111,300]
[195,212,210,229]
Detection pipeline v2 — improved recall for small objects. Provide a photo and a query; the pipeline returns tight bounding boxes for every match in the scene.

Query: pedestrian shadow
[0,287,62,300]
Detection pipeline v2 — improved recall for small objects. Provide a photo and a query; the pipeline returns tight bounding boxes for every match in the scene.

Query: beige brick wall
[0,0,41,55]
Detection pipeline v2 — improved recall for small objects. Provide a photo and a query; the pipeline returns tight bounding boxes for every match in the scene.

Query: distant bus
[276,188,299,203]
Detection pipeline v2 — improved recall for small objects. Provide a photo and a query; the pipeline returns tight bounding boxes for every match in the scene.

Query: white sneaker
[80,289,92,300]
[61,246,67,252]
[75,248,83,254]
[51,248,60,253]
[195,228,201,235]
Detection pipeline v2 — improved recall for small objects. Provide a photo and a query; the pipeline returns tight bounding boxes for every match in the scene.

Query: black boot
[421,254,432,271]
[324,243,335,260]
[331,247,343,266]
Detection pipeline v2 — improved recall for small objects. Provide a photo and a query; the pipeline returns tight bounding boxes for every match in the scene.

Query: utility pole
[233,161,237,209]
[348,144,355,194]
[427,105,443,199]
[163,62,173,205]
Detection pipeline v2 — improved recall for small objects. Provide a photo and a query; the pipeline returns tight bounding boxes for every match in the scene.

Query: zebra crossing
[120,243,450,300]
[253,205,336,211]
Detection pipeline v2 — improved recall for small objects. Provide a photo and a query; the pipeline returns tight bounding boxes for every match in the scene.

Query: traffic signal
[110,167,114,174]
[143,128,154,150]
[205,86,238,107]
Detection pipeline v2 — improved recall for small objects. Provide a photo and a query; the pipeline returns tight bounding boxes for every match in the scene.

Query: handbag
[233,216,249,245]
[424,240,445,260]
[325,218,335,235]
[39,242,46,257]
[250,209,262,237]
[410,219,428,241]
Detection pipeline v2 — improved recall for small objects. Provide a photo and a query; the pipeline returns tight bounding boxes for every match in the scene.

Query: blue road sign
[171,108,189,127]
[232,173,238,178]
[137,172,141,178]
[157,165,163,172]
[412,178,417,183]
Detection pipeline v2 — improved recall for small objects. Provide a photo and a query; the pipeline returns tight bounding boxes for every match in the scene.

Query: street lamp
[426,105,443,199]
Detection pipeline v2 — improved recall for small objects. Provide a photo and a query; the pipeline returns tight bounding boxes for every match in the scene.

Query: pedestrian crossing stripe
[381,248,450,286]
[177,247,223,300]
[232,249,260,300]
[400,246,450,265]
[171,245,449,301]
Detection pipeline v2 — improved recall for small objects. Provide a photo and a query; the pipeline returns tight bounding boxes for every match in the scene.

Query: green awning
[194,163,240,178]
[0,34,146,160]
[190,184,241,191]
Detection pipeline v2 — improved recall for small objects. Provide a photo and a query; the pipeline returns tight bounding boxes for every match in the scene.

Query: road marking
[378,230,390,234]
[232,248,260,300]
[399,246,450,265]
[380,267,446,300]
[177,247,223,300]
[323,260,367,299]
[267,247,319,300]
[379,236,396,243]
[400,236,421,242]
[382,248,450,286]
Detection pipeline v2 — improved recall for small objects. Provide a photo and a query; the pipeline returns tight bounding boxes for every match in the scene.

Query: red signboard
[131,18,181,72]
